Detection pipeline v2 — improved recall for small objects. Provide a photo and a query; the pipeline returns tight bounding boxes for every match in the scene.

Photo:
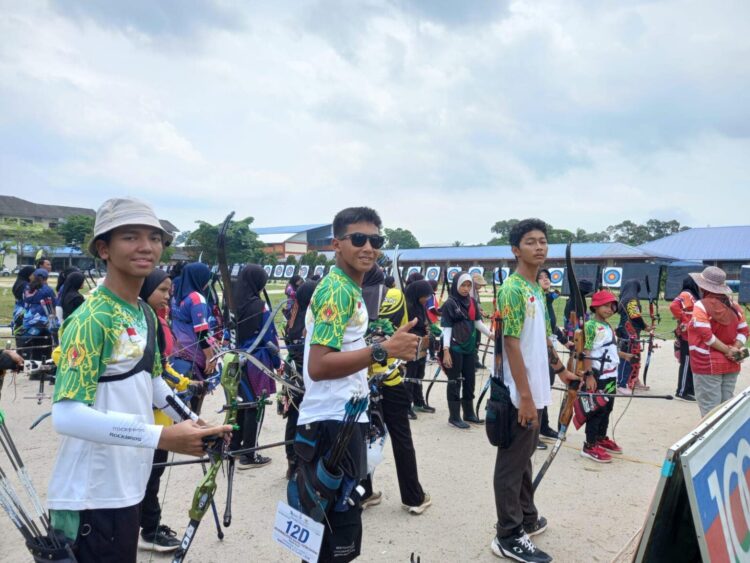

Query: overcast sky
[1,0,747,245]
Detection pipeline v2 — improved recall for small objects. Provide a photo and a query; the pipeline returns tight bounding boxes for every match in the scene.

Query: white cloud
[0,0,748,242]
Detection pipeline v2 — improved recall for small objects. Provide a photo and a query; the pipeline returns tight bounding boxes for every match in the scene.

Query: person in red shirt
[669,276,701,401]
[687,267,749,417]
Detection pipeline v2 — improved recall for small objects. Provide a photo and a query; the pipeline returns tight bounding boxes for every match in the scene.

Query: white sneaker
[403,492,431,515]
[361,491,382,509]
[617,387,632,396]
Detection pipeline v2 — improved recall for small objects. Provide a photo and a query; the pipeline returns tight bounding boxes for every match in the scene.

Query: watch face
[372,345,387,362]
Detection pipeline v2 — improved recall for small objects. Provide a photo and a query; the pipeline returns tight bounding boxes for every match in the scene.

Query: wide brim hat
[471,273,487,286]
[590,290,618,309]
[689,266,732,295]
[88,197,174,258]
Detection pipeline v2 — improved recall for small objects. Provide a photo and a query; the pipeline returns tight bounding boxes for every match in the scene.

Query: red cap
[590,290,618,309]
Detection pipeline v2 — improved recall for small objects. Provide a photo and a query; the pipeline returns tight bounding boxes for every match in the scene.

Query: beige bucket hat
[689,266,732,295]
[88,197,173,258]
[472,272,487,287]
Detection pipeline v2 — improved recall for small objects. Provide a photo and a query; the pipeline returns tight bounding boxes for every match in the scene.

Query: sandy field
[1,341,748,563]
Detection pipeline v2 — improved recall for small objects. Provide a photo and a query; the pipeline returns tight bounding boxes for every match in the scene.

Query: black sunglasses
[339,232,385,249]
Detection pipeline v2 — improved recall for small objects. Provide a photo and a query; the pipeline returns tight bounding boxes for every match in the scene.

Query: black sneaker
[675,394,696,402]
[139,525,181,552]
[408,407,418,420]
[238,454,272,470]
[539,428,558,441]
[491,531,551,562]
[414,404,436,414]
[524,517,548,538]
[536,441,547,450]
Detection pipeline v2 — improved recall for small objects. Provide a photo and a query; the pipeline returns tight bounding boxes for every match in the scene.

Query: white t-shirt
[498,273,553,409]
[584,320,619,378]
[298,267,370,425]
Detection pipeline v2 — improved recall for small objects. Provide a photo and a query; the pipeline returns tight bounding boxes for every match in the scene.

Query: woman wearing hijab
[283,274,303,320]
[441,272,493,428]
[22,268,58,362]
[12,266,35,349]
[615,280,649,394]
[670,276,701,401]
[137,269,196,552]
[282,279,318,478]
[687,267,748,417]
[170,262,216,412]
[362,266,386,322]
[405,280,436,413]
[59,272,86,320]
[232,264,281,468]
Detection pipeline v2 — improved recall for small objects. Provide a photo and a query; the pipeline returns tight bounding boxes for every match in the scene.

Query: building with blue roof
[396,242,672,269]
[638,226,750,278]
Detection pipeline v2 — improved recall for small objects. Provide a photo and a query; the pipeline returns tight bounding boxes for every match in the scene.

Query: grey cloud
[388,0,510,26]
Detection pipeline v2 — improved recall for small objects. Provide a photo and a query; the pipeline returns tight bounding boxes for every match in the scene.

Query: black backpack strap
[98,301,156,383]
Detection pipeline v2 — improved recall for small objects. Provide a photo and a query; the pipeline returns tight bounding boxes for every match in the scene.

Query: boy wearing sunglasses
[296,207,420,562]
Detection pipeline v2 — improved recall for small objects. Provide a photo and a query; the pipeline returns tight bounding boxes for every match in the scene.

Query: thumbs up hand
[382,318,421,361]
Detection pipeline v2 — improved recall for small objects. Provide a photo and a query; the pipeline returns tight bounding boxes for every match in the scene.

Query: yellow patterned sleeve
[54,308,109,404]
[310,283,354,350]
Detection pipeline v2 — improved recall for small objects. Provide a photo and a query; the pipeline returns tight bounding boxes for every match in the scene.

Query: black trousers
[284,403,301,461]
[444,350,476,402]
[140,448,168,534]
[379,383,425,506]
[677,338,695,397]
[74,504,141,563]
[405,358,427,406]
[493,409,541,537]
[584,379,616,444]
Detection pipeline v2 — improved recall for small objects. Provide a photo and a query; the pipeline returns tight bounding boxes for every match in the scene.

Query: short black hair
[333,207,382,239]
[36,257,50,267]
[509,218,548,248]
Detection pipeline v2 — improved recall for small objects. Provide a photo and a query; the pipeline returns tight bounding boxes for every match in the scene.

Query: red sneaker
[597,437,622,454]
[580,444,612,463]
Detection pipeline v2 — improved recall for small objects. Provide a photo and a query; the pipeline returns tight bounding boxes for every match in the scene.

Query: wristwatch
[370,342,388,366]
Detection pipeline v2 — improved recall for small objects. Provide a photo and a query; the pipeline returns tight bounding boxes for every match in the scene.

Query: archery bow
[424,267,450,407]
[641,275,660,386]
[172,212,242,563]
[476,266,503,418]
[533,242,585,492]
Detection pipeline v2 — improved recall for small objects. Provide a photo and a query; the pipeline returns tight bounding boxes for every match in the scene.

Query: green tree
[286,255,298,265]
[452,240,463,247]
[185,216,265,265]
[58,215,95,246]
[384,227,420,249]
[0,223,63,264]
[488,219,520,245]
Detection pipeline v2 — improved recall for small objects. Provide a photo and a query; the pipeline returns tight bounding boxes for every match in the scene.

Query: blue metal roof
[251,224,330,235]
[398,242,670,262]
[638,226,750,261]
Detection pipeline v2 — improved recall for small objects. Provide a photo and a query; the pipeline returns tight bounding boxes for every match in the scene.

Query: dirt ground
[1,342,748,563]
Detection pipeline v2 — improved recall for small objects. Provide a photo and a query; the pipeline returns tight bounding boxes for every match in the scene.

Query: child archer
[580,290,634,463]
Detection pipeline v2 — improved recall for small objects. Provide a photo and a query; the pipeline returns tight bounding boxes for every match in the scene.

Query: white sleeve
[442,327,453,347]
[475,320,491,337]
[151,376,199,423]
[52,400,162,449]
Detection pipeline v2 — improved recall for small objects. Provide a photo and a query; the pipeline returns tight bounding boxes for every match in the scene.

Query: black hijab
[564,278,594,320]
[287,280,318,342]
[405,280,433,328]
[60,272,85,319]
[384,275,395,289]
[235,264,268,343]
[12,266,35,302]
[362,265,386,322]
[139,269,170,303]
[618,280,641,313]
[681,276,700,300]
[175,263,211,303]
[406,271,425,286]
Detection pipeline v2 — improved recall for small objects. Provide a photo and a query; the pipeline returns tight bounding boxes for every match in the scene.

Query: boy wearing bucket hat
[686,266,748,417]
[47,197,232,562]
[579,290,634,463]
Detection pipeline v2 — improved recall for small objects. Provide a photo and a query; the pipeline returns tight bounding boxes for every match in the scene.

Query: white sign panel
[273,501,324,562]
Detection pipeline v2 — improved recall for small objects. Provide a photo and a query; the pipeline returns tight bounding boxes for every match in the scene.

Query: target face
[283,265,296,278]
[447,267,461,282]
[298,265,310,278]
[468,266,484,277]
[602,267,623,288]
[494,267,510,283]
[426,266,440,281]
[548,268,564,286]
[406,266,422,278]
[263,265,272,276]
[273,265,284,278]
[313,265,325,277]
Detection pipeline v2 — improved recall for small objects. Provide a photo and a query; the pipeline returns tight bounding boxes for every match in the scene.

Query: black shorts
[73,504,141,563]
